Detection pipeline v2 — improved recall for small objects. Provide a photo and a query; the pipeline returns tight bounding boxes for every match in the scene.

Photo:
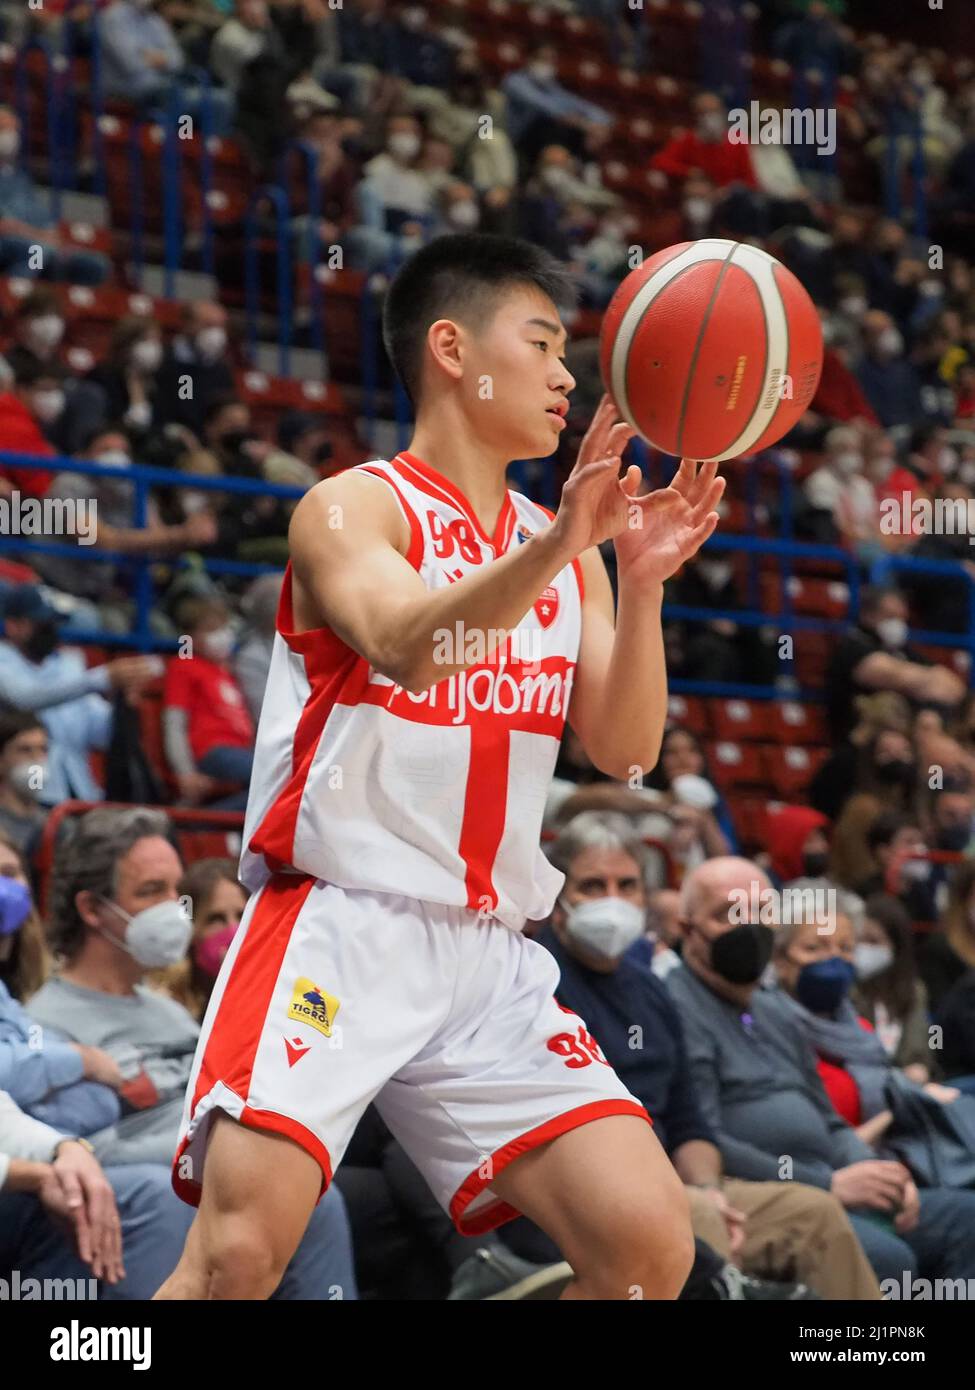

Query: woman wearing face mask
[149,859,245,1022]
[162,595,254,810]
[852,895,942,1088]
[86,317,163,439]
[918,860,975,1013]
[771,911,958,1149]
[645,728,737,855]
[0,831,51,1002]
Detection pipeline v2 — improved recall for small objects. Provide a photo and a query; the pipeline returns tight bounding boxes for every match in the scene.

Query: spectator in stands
[650,91,756,193]
[29,807,356,1297]
[501,44,612,166]
[918,859,975,1013]
[347,113,434,272]
[328,0,396,107]
[772,0,856,78]
[770,908,960,1135]
[645,887,683,981]
[0,360,58,497]
[0,830,50,1000]
[388,4,455,90]
[154,301,235,438]
[810,690,913,821]
[852,811,937,929]
[97,0,234,133]
[0,1087,196,1299]
[234,571,282,723]
[85,316,164,443]
[0,108,110,287]
[210,0,275,94]
[163,594,254,807]
[29,425,217,633]
[288,110,359,262]
[667,855,975,1287]
[764,804,832,891]
[825,583,965,741]
[0,586,158,803]
[151,857,245,1020]
[936,968,975,1095]
[197,399,298,560]
[665,550,776,687]
[491,816,882,1300]
[645,727,737,853]
[855,310,925,432]
[853,894,942,1086]
[408,51,517,202]
[0,709,48,860]
[269,410,333,478]
[2,288,107,455]
[799,424,878,548]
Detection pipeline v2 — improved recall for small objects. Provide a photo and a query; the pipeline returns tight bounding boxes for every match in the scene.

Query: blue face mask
[795,956,856,1013]
[0,876,32,936]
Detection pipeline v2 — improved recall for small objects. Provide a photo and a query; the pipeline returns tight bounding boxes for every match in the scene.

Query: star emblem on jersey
[284,1036,311,1068]
[533,586,559,629]
[287,976,340,1039]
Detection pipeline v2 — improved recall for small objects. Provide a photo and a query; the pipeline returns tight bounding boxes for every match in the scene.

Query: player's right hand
[551,394,682,555]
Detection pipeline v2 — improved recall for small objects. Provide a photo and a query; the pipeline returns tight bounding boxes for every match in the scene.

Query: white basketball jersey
[240,451,585,931]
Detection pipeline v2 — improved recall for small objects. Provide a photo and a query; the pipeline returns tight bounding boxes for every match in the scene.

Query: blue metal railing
[277,141,326,360]
[0,454,304,652]
[244,185,293,377]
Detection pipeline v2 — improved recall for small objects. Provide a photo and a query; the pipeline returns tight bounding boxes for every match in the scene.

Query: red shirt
[650,131,757,189]
[164,655,254,761]
[815,1015,877,1127]
[0,392,54,495]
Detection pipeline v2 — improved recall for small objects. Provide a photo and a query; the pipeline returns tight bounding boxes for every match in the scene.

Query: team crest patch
[534,586,559,628]
[287,977,340,1038]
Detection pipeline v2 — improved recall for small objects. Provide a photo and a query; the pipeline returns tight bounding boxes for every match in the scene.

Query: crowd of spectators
[2,0,975,1302]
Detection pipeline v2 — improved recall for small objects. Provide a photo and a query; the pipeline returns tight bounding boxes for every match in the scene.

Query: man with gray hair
[29,806,358,1299]
[667,854,975,1291]
[468,816,882,1300]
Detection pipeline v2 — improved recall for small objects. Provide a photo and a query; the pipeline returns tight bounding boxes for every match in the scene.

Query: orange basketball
[599,238,824,462]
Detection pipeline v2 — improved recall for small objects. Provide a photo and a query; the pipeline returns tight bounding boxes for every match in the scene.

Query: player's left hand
[614,455,725,587]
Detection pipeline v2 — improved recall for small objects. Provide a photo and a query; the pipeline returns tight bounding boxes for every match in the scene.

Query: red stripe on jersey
[357,463,425,568]
[393,451,515,553]
[458,726,509,913]
[187,874,316,1122]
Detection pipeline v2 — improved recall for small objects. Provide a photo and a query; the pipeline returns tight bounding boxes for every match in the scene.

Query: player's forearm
[391,526,577,692]
[582,577,667,779]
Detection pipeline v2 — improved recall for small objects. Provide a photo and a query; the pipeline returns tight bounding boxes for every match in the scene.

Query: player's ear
[426,318,465,385]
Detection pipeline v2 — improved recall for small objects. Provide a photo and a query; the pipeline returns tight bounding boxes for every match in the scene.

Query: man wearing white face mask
[162,595,254,809]
[0,709,49,858]
[29,807,358,1298]
[501,44,612,161]
[155,302,235,438]
[802,424,877,547]
[3,289,109,456]
[856,309,924,431]
[826,583,965,741]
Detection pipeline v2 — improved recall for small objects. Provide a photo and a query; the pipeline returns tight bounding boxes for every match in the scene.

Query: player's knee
[201,1218,288,1300]
[581,1190,695,1300]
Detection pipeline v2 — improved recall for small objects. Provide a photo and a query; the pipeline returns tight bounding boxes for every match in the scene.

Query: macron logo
[284,1036,311,1068]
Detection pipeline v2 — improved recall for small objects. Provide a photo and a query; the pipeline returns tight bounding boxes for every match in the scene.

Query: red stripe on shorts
[189,874,317,1116]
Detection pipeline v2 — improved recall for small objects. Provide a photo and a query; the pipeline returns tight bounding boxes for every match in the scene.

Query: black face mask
[218,430,256,456]
[24,619,59,663]
[875,759,915,788]
[802,850,829,878]
[707,922,775,985]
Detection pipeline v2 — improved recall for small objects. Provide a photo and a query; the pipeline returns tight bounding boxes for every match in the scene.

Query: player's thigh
[194,1112,323,1273]
[490,1113,693,1287]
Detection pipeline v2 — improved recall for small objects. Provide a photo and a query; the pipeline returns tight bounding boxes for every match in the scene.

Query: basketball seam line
[674,240,742,460]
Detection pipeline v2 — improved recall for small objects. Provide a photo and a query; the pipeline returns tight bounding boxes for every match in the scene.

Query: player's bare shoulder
[288,466,412,562]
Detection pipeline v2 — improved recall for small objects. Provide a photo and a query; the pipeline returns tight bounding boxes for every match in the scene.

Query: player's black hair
[382,234,578,409]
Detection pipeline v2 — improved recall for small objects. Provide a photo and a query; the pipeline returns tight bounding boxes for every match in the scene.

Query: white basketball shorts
[172,874,651,1234]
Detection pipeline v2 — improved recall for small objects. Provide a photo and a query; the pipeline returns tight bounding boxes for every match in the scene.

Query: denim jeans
[0,1162,358,1299]
[850,1188,975,1292]
[0,235,110,286]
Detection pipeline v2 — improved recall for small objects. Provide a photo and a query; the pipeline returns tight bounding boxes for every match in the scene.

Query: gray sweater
[28,977,199,1168]
[665,964,875,1189]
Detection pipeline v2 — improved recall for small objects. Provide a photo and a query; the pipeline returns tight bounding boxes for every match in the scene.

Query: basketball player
[156,234,724,1301]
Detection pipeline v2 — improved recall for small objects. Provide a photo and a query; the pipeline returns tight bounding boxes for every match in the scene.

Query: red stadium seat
[710,699,772,743]
[666,694,710,736]
[769,701,830,746]
[762,744,830,799]
[707,740,770,793]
